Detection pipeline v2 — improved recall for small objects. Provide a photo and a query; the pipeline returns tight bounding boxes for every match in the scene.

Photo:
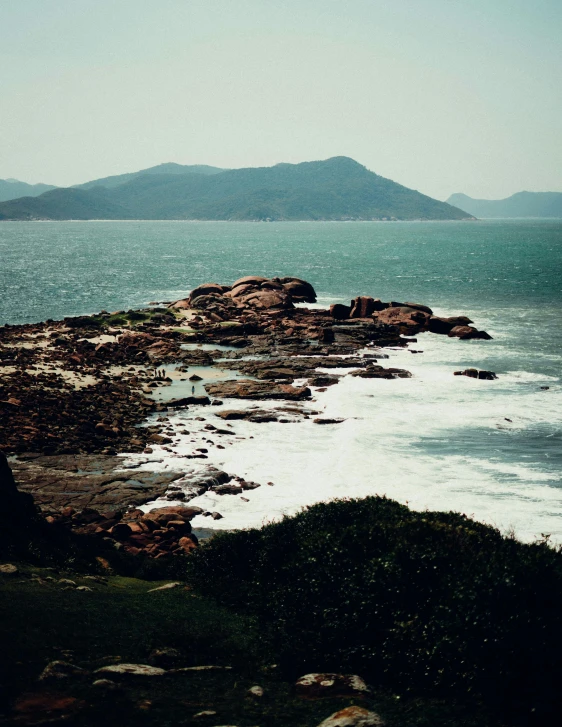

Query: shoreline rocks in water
[1,275,494,548]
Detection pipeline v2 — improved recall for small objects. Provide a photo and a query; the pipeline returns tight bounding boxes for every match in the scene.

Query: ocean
[1,219,561,542]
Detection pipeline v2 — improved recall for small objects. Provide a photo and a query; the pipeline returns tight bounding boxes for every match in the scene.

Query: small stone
[147,582,181,592]
[39,660,88,681]
[92,678,119,689]
[316,706,385,727]
[193,710,218,718]
[171,665,232,672]
[247,685,264,697]
[0,564,18,575]
[95,663,166,677]
[76,585,93,592]
[58,578,77,587]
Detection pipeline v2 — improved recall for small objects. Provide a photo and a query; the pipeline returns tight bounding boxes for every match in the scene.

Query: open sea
[1,220,561,542]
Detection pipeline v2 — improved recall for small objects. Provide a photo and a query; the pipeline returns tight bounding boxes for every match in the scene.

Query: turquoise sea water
[1,220,561,540]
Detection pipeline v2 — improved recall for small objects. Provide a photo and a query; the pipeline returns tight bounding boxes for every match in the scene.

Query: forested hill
[447,191,562,218]
[75,162,224,190]
[0,178,57,203]
[0,157,471,221]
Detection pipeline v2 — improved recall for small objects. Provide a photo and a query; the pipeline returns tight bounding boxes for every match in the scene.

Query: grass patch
[0,564,498,726]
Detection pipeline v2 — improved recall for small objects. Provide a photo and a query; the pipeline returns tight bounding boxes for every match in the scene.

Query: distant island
[447,191,562,218]
[0,157,471,221]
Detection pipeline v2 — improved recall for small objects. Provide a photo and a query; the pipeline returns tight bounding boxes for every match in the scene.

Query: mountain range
[447,192,562,218]
[0,157,470,221]
[0,178,57,203]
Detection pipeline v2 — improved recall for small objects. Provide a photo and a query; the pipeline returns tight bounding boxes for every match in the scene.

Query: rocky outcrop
[206,379,311,401]
[350,364,412,379]
[454,369,498,380]
[448,325,493,340]
[278,276,317,303]
[11,454,188,514]
[375,306,431,334]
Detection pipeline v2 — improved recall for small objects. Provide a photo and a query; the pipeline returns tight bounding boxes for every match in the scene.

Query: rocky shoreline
[1,274,493,559]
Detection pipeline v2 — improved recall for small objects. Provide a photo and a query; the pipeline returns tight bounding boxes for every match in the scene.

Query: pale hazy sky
[1,0,560,199]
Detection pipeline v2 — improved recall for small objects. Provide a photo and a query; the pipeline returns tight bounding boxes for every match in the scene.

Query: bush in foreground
[187,496,562,722]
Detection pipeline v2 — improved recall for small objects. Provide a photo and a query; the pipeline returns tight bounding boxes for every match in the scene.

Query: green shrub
[186,497,562,722]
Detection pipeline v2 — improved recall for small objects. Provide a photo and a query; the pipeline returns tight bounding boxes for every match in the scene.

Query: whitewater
[127,299,562,544]
[1,219,561,542]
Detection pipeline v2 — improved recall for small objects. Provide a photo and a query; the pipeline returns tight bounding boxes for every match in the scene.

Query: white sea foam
[122,316,562,544]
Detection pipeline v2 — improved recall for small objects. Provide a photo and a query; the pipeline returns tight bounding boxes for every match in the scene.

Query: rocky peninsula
[0,274,494,558]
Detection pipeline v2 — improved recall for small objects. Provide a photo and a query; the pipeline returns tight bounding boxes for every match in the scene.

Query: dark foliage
[187,496,562,723]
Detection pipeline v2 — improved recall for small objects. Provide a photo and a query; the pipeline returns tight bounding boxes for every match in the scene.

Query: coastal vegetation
[187,496,562,723]
[0,157,470,221]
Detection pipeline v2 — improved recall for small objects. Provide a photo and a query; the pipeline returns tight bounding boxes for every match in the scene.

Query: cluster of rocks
[13,661,384,727]
[10,456,266,553]
[173,275,317,315]
[331,296,492,339]
[0,375,156,455]
[59,504,201,558]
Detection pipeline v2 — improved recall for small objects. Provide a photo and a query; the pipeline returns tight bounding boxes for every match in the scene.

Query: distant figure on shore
[192,385,195,395]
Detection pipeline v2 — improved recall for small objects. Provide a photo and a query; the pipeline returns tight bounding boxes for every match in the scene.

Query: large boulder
[428,316,454,334]
[375,306,431,334]
[235,289,294,310]
[279,277,317,303]
[188,283,227,303]
[402,302,433,315]
[231,275,269,289]
[330,303,351,320]
[350,297,376,319]
[448,326,492,340]
[454,369,497,380]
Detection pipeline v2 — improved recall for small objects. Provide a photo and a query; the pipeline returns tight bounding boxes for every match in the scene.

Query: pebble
[0,564,18,575]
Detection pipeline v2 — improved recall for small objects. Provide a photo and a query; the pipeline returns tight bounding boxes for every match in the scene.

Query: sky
[1,0,561,200]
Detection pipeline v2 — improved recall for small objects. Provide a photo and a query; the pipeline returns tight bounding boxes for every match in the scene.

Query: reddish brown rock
[448,326,492,340]
[206,379,311,401]
[350,297,376,319]
[279,277,317,303]
[231,275,269,289]
[188,283,227,302]
[317,706,385,727]
[402,302,433,315]
[375,306,431,334]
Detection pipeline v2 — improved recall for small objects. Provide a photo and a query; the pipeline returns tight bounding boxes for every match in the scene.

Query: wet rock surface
[10,455,186,514]
[1,274,493,550]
